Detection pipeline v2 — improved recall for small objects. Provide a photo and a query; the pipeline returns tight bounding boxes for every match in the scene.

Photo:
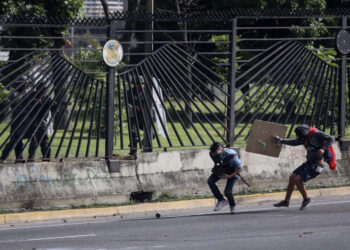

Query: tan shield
[246,120,288,157]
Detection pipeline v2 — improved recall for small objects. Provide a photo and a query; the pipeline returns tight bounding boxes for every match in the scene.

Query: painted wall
[0,144,349,210]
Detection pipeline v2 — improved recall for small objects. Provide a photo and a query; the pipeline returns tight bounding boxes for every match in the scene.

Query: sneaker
[214,200,228,211]
[230,205,236,214]
[273,200,289,207]
[300,198,312,210]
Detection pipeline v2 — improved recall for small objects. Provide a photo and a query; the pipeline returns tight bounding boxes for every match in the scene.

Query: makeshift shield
[246,120,287,157]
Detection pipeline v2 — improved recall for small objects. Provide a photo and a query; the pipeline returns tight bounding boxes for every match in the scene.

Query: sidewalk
[1,186,350,225]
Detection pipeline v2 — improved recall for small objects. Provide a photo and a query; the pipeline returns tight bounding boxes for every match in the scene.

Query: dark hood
[295,124,310,139]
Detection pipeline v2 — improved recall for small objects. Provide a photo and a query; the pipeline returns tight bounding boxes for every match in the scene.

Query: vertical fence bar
[106,20,117,163]
[339,16,347,138]
[227,18,237,146]
[117,75,123,150]
[96,81,104,157]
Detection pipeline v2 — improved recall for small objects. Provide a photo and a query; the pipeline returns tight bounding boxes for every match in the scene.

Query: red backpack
[307,128,336,170]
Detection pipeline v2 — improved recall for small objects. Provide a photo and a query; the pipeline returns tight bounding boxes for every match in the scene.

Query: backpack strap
[307,127,318,140]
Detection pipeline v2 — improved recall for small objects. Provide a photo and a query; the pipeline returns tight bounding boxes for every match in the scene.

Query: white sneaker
[230,206,236,214]
[214,200,228,211]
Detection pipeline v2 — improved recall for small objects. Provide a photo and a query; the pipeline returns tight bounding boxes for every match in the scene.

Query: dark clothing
[208,148,242,207]
[295,124,309,139]
[1,139,23,161]
[208,173,238,206]
[28,126,51,160]
[127,87,145,126]
[27,97,55,160]
[1,86,55,161]
[293,161,323,182]
[127,87,146,155]
[280,127,335,182]
[1,92,28,161]
[209,148,241,172]
[280,130,335,163]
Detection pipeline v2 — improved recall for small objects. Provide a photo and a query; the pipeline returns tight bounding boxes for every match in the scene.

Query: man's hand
[315,148,325,163]
[274,136,283,144]
[220,174,232,179]
[220,168,242,179]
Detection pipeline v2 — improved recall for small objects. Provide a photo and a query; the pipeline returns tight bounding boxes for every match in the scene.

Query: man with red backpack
[273,124,336,210]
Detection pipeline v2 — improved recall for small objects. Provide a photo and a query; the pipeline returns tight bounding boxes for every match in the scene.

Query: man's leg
[208,173,224,201]
[208,173,228,211]
[275,162,316,209]
[1,140,15,161]
[129,118,139,156]
[28,136,38,161]
[40,132,51,160]
[14,140,24,162]
[224,177,238,213]
[295,162,321,210]
[285,173,299,202]
[224,177,238,207]
[293,174,309,201]
[274,173,298,207]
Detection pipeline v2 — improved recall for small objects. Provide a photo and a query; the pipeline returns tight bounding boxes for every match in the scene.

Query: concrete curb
[1,186,350,224]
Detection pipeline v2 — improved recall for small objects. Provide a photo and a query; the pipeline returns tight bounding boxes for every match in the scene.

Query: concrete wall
[0,144,349,210]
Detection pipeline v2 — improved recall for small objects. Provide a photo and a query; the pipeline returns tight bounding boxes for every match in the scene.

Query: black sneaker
[300,198,311,210]
[273,200,289,207]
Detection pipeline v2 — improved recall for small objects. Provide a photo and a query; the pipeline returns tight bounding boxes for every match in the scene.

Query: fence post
[339,16,347,139]
[106,20,117,161]
[143,0,154,152]
[226,18,237,147]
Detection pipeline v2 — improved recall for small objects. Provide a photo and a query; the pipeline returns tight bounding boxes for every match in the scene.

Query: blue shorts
[293,162,323,182]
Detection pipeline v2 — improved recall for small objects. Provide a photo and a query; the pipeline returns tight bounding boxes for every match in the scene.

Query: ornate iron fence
[0,9,349,163]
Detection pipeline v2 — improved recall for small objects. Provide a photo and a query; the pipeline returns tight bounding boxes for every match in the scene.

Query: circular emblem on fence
[103,40,123,67]
[336,29,350,55]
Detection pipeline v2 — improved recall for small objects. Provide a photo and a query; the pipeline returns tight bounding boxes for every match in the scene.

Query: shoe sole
[300,201,312,210]
[214,202,228,211]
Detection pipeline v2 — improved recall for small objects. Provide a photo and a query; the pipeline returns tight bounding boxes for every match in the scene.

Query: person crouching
[208,142,243,214]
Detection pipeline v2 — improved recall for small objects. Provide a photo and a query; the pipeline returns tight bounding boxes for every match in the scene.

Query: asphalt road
[0,195,349,250]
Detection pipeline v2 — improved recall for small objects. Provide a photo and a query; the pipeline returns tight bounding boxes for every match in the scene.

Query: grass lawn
[0,96,348,161]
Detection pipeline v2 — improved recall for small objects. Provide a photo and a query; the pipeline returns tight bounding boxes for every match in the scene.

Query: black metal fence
[0,9,349,163]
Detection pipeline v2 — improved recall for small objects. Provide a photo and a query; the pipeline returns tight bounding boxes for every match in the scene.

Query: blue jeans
[208,173,238,207]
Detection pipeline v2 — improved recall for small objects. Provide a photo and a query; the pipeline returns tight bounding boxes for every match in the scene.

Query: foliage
[305,44,338,67]
[0,0,84,60]
[0,0,84,17]
[209,34,241,79]
[0,83,9,101]
[72,36,106,79]
[0,83,10,120]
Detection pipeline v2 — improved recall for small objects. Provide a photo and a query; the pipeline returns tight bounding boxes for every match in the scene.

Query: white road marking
[0,233,96,243]
[238,199,350,213]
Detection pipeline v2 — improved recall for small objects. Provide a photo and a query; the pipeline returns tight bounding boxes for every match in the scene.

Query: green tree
[0,1,84,130]
[0,0,84,60]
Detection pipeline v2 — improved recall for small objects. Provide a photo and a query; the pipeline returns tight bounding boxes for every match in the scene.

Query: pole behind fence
[226,18,237,147]
[339,16,347,139]
[106,20,117,162]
